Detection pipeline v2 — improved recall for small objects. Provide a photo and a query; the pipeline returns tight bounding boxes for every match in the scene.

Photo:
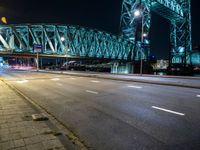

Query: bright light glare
[143,33,147,37]
[61,37,65,42]
[134,10,141,17]
[197,95,200,98]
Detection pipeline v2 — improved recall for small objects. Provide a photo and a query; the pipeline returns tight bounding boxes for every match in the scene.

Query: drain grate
[31,113,49,121]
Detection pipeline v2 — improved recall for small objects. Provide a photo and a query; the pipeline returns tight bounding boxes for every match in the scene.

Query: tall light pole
[61,36,67,70]
[134,9,146,75]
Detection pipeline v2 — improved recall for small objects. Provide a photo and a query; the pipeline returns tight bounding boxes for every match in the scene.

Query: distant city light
[1,17,7,24]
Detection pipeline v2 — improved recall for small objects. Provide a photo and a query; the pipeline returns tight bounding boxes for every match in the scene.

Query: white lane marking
[69,78,76,80]
[196,95,200,98]
[16,80,28,84]
[152,106,185,116]
[51,78,60,81]
[86,90,99,95]
[91,80,100,83]
[57,83,63,86]
[128,85,142,89]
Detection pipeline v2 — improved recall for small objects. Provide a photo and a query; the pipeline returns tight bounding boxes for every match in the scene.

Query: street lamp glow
[61,37,65,42]
[134,10,141,17]
[143,33,147,37]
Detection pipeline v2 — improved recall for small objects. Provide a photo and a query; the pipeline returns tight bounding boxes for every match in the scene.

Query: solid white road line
[152,106,185,116]
[128,85,142,89]
[196,95,200,98]
[86,90,99,94]
[91,80,100,83]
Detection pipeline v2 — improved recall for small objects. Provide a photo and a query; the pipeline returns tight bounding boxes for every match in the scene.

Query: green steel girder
[0,24,132,60]
[121,0,192,65]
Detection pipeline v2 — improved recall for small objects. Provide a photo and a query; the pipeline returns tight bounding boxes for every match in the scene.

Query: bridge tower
[120,0,192,66]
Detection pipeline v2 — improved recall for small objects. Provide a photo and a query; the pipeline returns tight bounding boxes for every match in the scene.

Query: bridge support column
[111,62,133,74]
[121,0,151,61]
[169,0,192,65]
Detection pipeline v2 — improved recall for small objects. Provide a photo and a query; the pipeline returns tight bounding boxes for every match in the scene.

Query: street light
[134,9,146,75]
[61,36,65,42]
[134,10,141,17]
[60,36,68,70]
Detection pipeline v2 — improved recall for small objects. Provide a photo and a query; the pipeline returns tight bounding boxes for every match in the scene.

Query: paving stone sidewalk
[0,80,66,150]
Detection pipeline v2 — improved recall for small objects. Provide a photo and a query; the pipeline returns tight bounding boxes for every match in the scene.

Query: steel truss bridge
[0,24,132,60]
[121,0,192,65]
[0,0,192,66]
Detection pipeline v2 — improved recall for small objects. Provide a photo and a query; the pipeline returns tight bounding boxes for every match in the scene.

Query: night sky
[0,0,199,59]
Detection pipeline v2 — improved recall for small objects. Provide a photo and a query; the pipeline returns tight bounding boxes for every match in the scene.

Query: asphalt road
[1,70,200,150]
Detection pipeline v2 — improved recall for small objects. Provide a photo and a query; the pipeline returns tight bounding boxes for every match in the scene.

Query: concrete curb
[38,70,200,89]
[1,79,89,150]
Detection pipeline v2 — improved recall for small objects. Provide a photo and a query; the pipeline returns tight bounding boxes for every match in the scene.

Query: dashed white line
[91,80,100,83]
[57,83,63,86]
[69,78,76,80]
[51,78,60,81]
[16,80,28,84]
[128,85,142,89]
[86,90,99,95]
[152,106,185,116]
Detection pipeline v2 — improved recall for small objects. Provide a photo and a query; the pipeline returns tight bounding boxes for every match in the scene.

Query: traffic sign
[33,44,42,53]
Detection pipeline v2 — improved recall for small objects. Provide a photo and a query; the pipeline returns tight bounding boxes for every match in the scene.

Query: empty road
[1,70,200,150]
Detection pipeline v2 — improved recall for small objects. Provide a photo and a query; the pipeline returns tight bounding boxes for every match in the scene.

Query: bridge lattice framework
[0,0,192,66]
[121,0,192,64]
[0,24,132,60]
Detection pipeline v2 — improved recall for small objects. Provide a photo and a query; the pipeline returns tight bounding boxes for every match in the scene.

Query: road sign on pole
[33,44,42,53]
[33,44,42,72]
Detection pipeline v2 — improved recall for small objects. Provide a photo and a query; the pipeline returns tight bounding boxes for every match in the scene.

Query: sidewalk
[40,70,200,89]
[0,80,67,150]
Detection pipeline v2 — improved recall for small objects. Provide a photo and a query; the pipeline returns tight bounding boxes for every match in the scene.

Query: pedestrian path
[0,80,66,150]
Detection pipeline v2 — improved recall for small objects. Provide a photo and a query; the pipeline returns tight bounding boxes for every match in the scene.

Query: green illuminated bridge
[0,24,132,60]
[0,0,196,66]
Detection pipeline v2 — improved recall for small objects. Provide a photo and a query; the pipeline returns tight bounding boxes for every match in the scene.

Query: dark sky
[0,0,199,59]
